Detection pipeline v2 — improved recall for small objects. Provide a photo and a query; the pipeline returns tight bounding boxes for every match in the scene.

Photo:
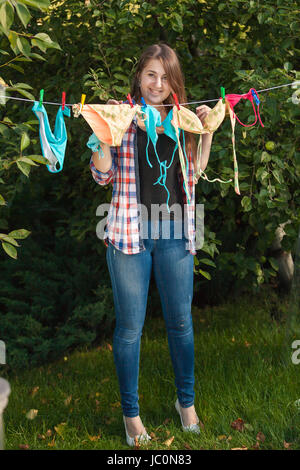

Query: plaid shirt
[89,115,196,255]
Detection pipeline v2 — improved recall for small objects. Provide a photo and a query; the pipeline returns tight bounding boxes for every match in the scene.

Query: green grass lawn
[2,288,300,450]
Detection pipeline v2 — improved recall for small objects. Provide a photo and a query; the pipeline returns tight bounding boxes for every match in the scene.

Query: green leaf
[8,229,31,239]
[241,196,252,212]
[281,38,293,49]
[25,154,48,164]
[171,13,183,32]
[12,82,33,90]
[1,241,17,259]
[265,200,277,209]
[14,57,32,62]
[0,194,6,206]
[256,167,268,182]
[117,17,129,25]
[16,37,31,58]
[2,116,13,125]
[113,73,129,82]
[272,169,282,183]
[31,33,61,52]
[7,64,25,73]
[21,132,30,152]
[29,52,46,61]
[284,62,292,72]
[16,161,31,177]
[0,235,20,247]
[15,3,31,28]
[133,15,143,27]
[34,32,53,44]
[272,155,285,169]
[8,31,18,54]
[199,258,216,268]
[18,0,50,11]
[261,151,271,163]
[290,21,298,32]
[10,87,35,100]
[199,269,211,280]
[31,38,47,53]
[112,85,130,95]
[0,2,14,32]
[268,257,279,271]
[18,157,39,166]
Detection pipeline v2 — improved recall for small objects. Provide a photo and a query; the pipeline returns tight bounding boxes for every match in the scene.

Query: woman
[89,43,213,446]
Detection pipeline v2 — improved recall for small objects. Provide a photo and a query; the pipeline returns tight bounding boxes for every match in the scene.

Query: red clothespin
[127,93,134,108]
[62,91,66,110]
[172,93,180,110]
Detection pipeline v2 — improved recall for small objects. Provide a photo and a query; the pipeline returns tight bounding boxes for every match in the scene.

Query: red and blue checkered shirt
[89,116,196,255]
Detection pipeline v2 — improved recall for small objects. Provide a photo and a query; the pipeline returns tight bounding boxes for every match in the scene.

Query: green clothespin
[221,87,225,103]
[39,89,44,108]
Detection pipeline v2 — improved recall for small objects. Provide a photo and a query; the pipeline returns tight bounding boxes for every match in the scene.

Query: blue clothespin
[251,89,260,105]
[141,97,147,108]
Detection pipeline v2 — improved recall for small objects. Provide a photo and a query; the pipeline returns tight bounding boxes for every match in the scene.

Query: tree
[0,0,60,259]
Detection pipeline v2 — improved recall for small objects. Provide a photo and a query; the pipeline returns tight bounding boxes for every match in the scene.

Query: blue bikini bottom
[32,101,70,173]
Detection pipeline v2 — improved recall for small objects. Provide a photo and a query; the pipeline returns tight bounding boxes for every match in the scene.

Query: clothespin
[221,87,225,103]
[172,93,180,110]
[251,89,260,105]
[127,93,134,108]
[141,97,147,108]
[62,91,66,110]
[79,94,86,113]
[39,89,44,108]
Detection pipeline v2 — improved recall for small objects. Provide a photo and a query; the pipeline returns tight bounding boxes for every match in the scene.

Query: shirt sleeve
[89,146,118,186]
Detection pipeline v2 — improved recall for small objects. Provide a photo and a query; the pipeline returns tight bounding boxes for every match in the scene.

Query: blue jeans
[106,219,195,417]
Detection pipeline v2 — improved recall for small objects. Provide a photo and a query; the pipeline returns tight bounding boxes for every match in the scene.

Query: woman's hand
[106,99,123,105]
[196,105,212,125]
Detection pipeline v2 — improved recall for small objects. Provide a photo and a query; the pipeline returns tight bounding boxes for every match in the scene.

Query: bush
[0,234,114,371]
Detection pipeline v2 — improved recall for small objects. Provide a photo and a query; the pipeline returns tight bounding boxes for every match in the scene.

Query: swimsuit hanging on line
[220,88,264,195]
[136,103,230,201]
[32,101,70,173]
[137,105,187,211]
[75,101,190,207]
[78,90,264,198]
[172,89,264,195]
[78,100,231,203]
[171,103,232,188]
[225,88,264,128]
[73,103,141,146]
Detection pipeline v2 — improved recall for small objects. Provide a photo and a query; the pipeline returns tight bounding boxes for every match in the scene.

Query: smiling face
[139,59,172,107]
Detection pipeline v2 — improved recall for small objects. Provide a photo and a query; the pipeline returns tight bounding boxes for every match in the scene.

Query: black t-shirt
[137,126,184,221]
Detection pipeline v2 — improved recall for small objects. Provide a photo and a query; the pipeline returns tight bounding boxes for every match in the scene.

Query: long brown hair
[131,43,197,168]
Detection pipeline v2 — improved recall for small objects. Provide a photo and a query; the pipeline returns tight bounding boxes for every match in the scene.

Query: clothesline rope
[0,81,298,108]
